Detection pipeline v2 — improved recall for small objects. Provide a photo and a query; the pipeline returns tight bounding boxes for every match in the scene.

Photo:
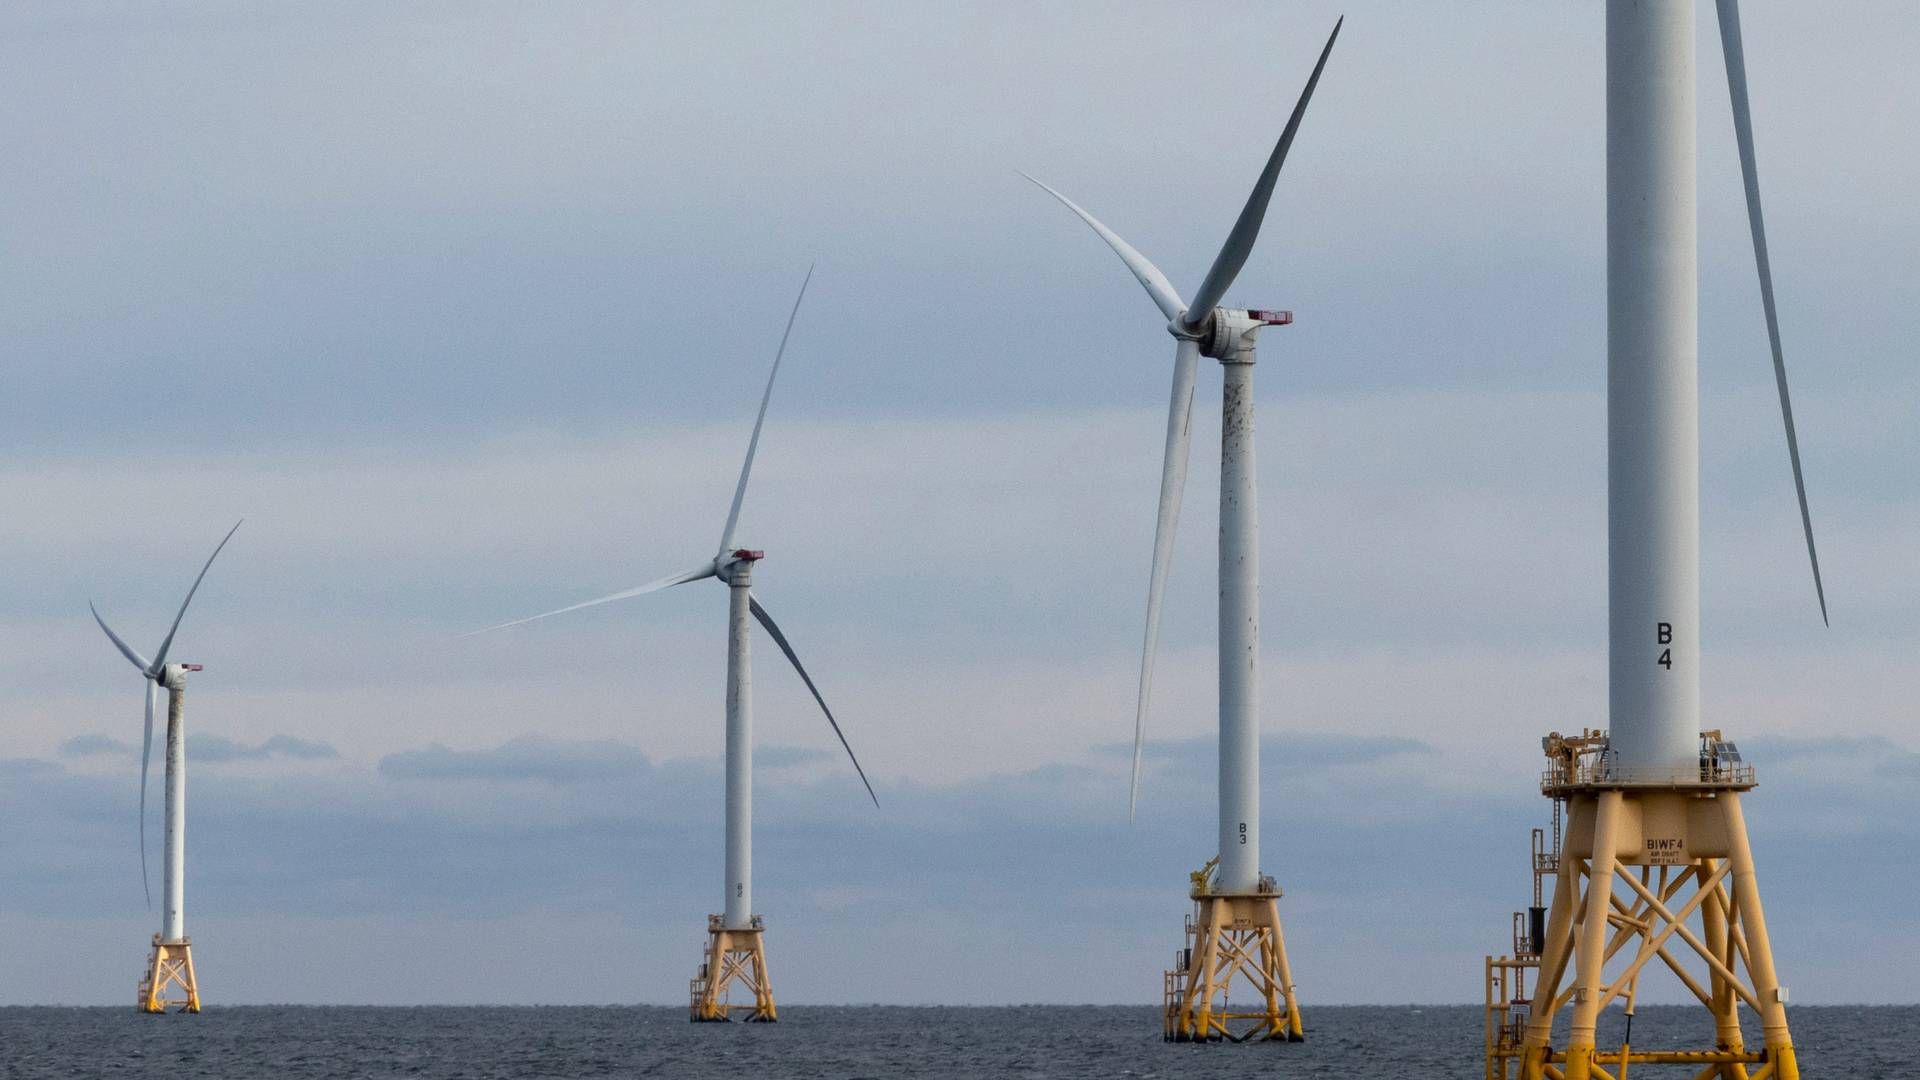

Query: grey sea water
[0,1004,1910,1078]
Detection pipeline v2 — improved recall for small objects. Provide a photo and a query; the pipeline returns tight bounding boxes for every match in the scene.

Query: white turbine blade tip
[90,603,152,672]
[718,266,813,556]
[1715,0,1827,626]
[463,563,716,638]
[748,595,879,807]
[1125,340,1197,823]
[151,519,244,671]
[139,680,157,909]
[1021,171,1188,322]
[1183,16,1343,323]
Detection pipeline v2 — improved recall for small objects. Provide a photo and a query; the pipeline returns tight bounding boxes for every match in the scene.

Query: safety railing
[1542,757,1755,790]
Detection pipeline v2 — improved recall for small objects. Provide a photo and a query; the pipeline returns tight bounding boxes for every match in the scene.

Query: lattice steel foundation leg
[1723,793,1796,1080]
[1522,800,1587,1080]
[1266,897,1304,1041]
[1564,791,1624,1080]
[1701,861,1747,1078]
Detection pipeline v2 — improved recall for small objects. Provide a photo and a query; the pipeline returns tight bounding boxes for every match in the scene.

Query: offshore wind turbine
[1025,18,1341,1044]
[1483,4,1827,1079]
[472,267,874,1023]
[89,519,242,1014]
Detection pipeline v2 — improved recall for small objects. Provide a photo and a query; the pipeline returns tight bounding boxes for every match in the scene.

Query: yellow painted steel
[688,914,776,1023]
[1492,730,1800,1080]
[138,934,200,1014]
[1486,953,1538,1080]
[1161,859,1302,1043]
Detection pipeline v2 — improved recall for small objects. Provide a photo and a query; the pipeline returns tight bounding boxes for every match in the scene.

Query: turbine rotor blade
[748,594,878,808]
[464,562,717,636]
[1020,172,1187,322]
[90,603,151,672]
[140,679,156,910]
[1131,337,1201,821]
[718,265,813,556]
[1182,16,1343,327]
[150,519,243,673]
[1715,0,1827,625]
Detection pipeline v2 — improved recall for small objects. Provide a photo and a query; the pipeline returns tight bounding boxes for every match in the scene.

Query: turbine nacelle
[159,663,202,690]
[1174,307,1295,360]
[715,548,765,583]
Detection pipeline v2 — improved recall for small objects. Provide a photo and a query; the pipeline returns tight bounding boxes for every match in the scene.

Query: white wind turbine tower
[89,519,242,1014]
[473,267,874,1023]
[1491,4,1827,1079]
[1024,18,1341,1044]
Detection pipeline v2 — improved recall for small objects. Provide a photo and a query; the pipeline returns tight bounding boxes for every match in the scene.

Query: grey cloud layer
[380,735,651,783]
[2,729,1913,1004]
[61,733,337,762]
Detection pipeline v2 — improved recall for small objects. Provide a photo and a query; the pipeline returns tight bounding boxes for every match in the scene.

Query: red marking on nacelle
[732,549,765,561]
[182,664,204,672]
[1249,309,1294,326]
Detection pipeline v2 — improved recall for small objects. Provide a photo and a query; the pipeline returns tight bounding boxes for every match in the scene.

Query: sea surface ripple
[1,1004,1909,1078]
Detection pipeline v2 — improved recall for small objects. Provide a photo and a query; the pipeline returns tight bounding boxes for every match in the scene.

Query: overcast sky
[0,1,1914,1006]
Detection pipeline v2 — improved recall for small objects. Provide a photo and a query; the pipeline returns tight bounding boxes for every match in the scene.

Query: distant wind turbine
[1024,17,1342,1043]
[471,266,873,1022]
[90,519,241,1013]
